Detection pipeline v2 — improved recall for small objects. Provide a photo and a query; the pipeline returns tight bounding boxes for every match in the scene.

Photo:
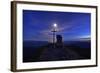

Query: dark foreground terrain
[23,40,91,62]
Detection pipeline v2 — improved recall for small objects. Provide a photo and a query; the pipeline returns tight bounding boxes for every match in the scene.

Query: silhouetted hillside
[23,40,91,62]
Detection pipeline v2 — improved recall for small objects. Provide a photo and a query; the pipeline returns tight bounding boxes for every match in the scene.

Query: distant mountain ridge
[23,40,49,47]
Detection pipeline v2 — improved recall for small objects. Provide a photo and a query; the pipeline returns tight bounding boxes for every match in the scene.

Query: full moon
[53,23,57,28]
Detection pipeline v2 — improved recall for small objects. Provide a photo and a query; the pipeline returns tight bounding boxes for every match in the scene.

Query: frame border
[11,1,98,72]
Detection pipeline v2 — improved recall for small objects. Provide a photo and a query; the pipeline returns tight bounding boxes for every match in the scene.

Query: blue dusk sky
[23,10,91,42]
